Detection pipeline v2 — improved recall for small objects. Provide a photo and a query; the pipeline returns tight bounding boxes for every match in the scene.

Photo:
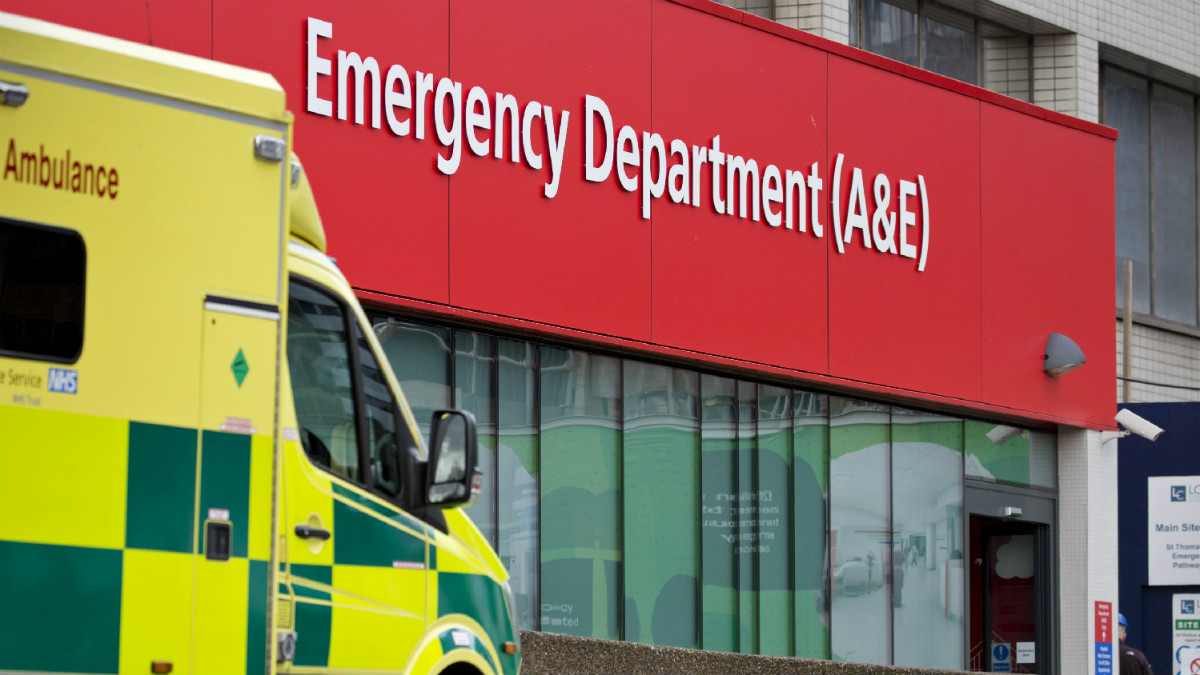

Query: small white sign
[451,630,472,648]
[1148,476,1200,586]
[1016,642,1035,664]
[1174,594,1200,675]
[208,508,230,521]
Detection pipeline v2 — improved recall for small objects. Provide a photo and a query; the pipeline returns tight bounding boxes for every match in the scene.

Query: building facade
[720,0,1200,673]
[0,0,1147,673]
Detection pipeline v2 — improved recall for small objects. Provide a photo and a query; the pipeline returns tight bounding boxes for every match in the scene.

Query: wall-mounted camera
[1114,408,1164,441]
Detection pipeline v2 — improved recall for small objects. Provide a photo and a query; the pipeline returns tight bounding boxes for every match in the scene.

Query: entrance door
[965,487,1055,674]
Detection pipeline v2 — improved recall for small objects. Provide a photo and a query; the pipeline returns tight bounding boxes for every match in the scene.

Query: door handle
[294,524,331,540]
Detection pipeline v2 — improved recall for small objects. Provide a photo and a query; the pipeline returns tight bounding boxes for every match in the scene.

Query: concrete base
[518,631,976,675]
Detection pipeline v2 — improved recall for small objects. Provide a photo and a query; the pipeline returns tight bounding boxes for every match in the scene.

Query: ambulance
[0,11,519,675]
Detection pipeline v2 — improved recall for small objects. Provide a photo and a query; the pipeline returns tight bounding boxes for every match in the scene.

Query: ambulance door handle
[294,524,331,541]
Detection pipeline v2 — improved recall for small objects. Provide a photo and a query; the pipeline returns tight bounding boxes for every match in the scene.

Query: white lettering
[544,106,569,199]
[616,125,639,192]
[585,95,613,183]
[384,64,411,136]
[898,179,918,259]
[521,102,544,171]
[434,78,462,175]
[465,86,490,157]
[306,18,333,117]
[641,131,666,218]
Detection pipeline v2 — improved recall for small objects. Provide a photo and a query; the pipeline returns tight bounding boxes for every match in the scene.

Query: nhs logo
[1184,600,1196,615]
[47,368,78,394]
[1172,485,1188,502]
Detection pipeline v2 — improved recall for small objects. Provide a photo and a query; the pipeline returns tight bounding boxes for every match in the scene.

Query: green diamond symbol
[231,349,249,387]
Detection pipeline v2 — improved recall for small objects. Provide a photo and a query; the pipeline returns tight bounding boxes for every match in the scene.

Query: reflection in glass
[499,339,539,630]
[288,283,358,481]
[540,347,622,639]
[864,0,919,67]
[793,392,830,659]
[891,409,963,669]
[701,374,738,652]
[623,361,699,648]
[757,385,792,656]
[455,331,496,543]
[1152,86,1198,325]
[736,381,758,653]
[375,319,451,437]
[964,421,1055,489]
[923,9,976,84]
[830,398,891,665]
[353,321,404,498]
[1105,69,1151,314]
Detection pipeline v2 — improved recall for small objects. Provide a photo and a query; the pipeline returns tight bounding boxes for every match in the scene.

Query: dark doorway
[969,516,1049,673]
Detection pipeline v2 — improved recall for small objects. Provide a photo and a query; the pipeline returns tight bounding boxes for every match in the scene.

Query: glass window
[1152,85,1198,325]
[736,381,758,653]
[499,338,540,630]
[701,374,739,652]
[864,0,919,68]
[891,408,963,669]
[830,398,891,665]
[623,361,699,648]
[1105,66,1200,325]
[353,321,407,497]
[455,330,496,543]
[793,391,830,660]
[345,309,1062,667]
[0,218,85,361]
[964,421,1055,489]
[1106,69,1153,314]
[923,4,976,84]
[287,282,361,482]
[540,348,622,639]
[757,384,793,656]
[375,319,451,435]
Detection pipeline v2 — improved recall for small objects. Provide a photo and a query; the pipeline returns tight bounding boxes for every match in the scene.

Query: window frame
[0,216,87,364]
[287,275,410,502]
[1103,63,1200,330]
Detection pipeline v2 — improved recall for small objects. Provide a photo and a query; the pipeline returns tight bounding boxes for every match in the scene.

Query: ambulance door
[279,277,428,673]
[195,297,280,675]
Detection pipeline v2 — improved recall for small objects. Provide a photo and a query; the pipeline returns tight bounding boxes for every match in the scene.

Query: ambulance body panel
[0,12,518,675]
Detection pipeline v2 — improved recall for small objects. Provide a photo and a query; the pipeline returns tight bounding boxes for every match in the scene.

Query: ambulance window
[0,218,85,362]
[352,320,406,498]
[286,281,362,482]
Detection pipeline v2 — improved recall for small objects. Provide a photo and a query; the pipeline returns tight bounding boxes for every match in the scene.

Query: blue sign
[992,644,1011,672]
[1095,642,1113,675]
[47,368,78,394]
[1184,599,1196,615]
[1173,485,1187,502]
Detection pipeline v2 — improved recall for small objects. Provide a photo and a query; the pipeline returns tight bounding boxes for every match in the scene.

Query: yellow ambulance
[0,11,519,675]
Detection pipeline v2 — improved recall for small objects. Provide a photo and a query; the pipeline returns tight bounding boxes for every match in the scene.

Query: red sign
[0,0,1118,428]
[1095,601,1113,644]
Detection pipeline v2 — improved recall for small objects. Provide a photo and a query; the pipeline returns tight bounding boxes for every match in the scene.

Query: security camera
[986,425,1028,445]
[1115,408,1164,441]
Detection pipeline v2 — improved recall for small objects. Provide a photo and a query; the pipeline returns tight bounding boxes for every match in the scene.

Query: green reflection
[623,362,699,648]
[540,348,621,639]
[964,421,1055,488]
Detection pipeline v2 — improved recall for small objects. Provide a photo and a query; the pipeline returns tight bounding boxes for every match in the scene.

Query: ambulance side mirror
[424,410,480,509]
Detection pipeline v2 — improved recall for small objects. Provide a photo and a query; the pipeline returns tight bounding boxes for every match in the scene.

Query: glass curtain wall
[1105,66,1200,325]
[497,338,540,630]
[623,362,699,647]
[540,347,622,638]
[891,409,964,669]
[366,313,1052,666]
[830,398,892,665]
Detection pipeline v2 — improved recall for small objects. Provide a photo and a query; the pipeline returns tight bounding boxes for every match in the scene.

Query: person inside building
[1118,613,1153,675]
